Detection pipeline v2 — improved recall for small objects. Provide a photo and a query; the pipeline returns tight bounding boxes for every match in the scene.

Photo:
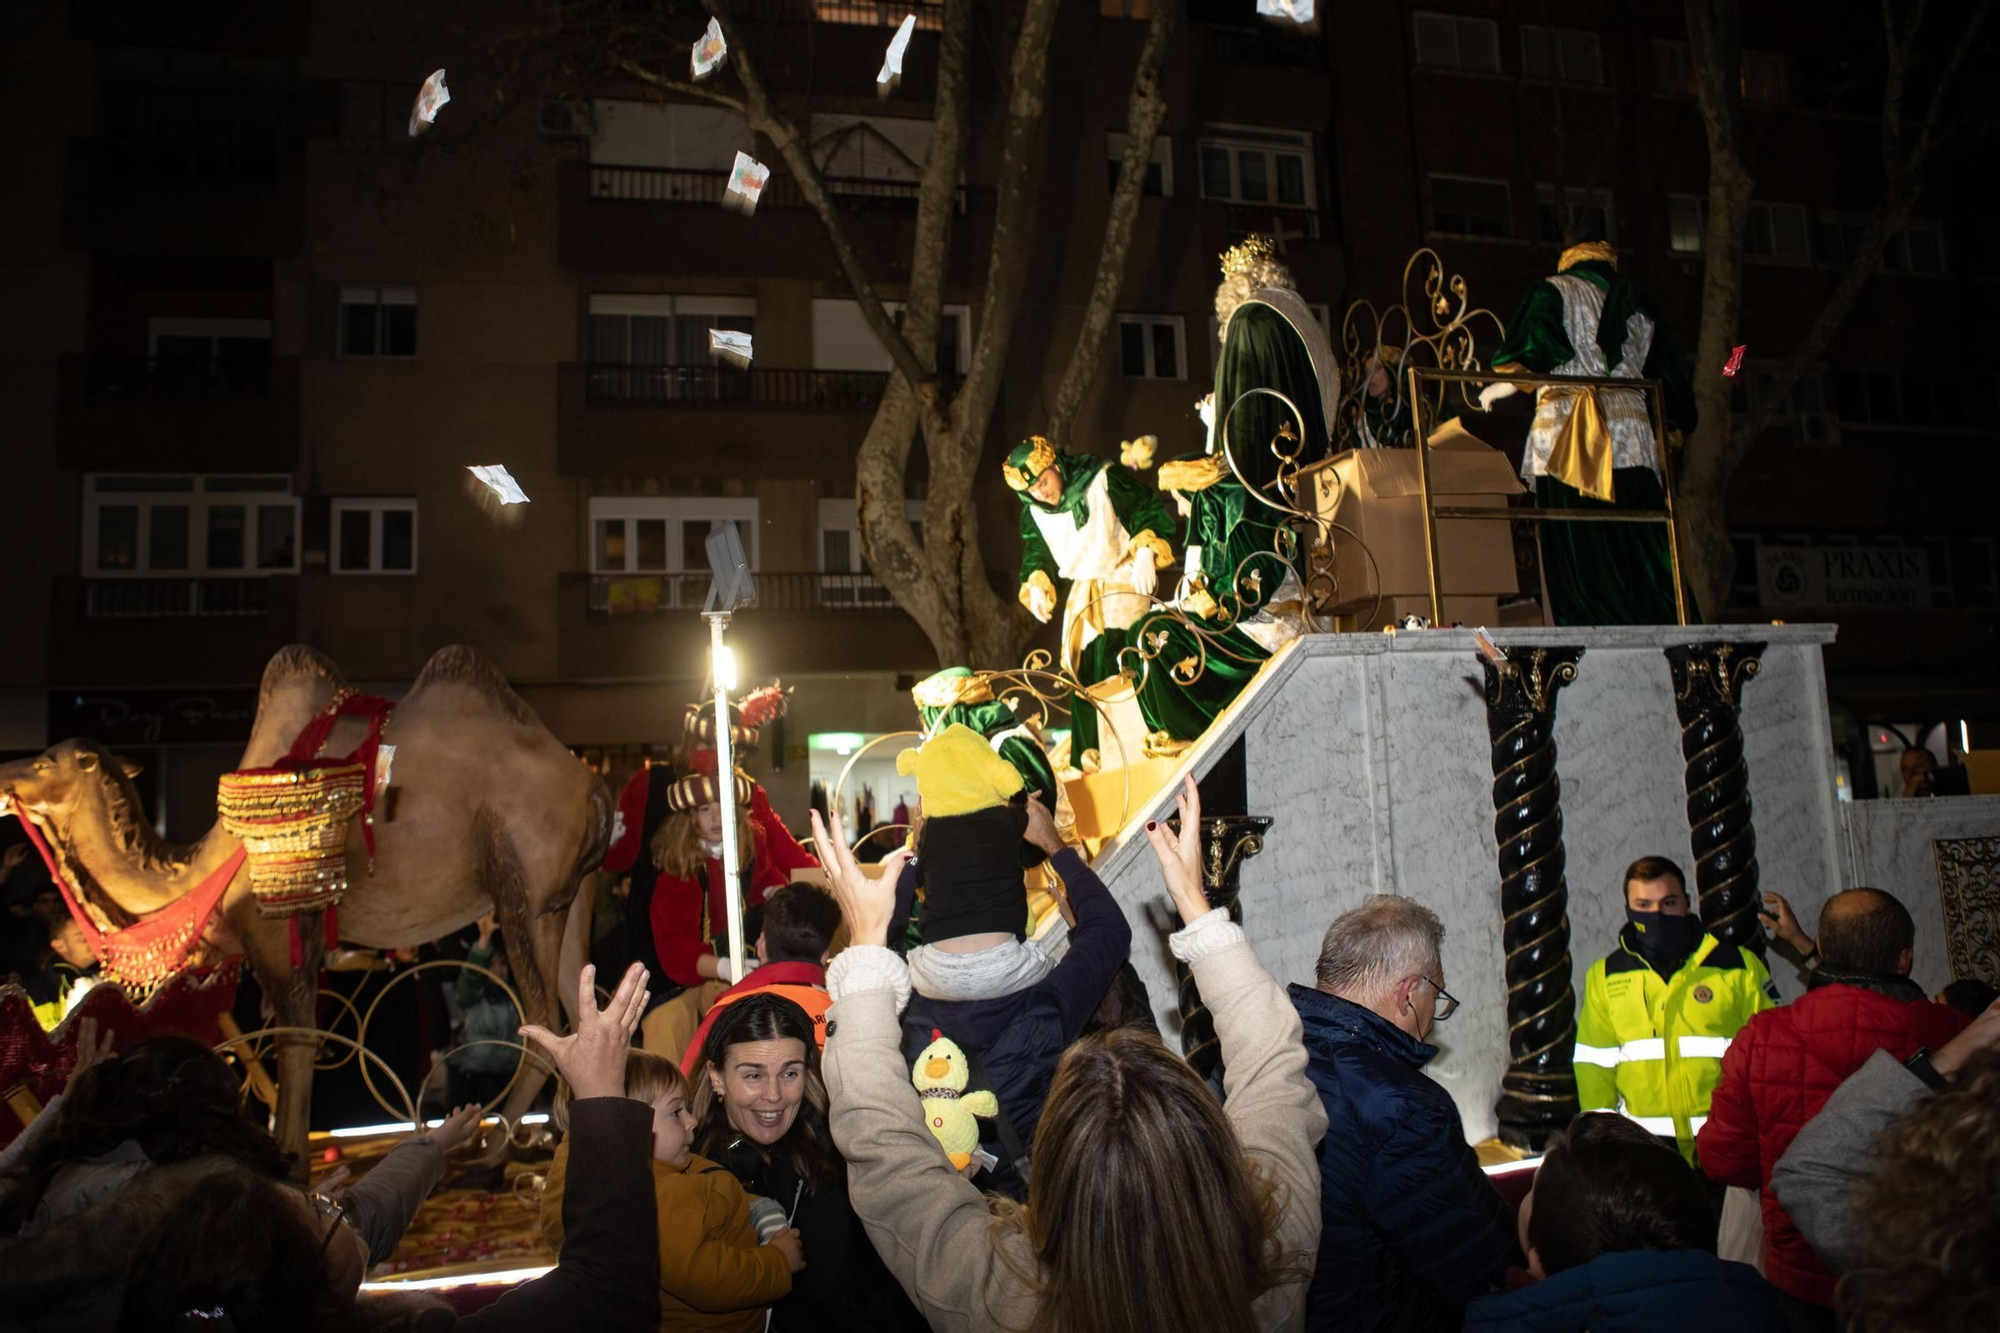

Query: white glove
[1026,581,1055,623]
[1477,381,1519,412]
[715,955,760,985]
[1196,394,1215,430]
[1129,545,1158,599]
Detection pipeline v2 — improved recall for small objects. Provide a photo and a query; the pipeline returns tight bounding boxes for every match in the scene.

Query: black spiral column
[1170,814,1273,1082]
[1664,642,1767,959]
[1484,646,1584,1150]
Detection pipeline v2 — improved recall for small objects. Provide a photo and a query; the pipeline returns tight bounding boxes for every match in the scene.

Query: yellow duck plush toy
[912,1028,1001,1170]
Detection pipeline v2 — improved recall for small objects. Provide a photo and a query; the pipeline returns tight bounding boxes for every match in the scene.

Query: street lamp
[703,521,756,981]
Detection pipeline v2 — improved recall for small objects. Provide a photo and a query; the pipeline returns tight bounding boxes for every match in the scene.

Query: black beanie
[916,804,1031,945]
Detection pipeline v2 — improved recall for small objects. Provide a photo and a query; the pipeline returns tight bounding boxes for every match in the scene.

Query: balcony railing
[743,1,945,30]
[89,139,284,187]
[587,163,966,212]
[80,355,275,400]
[83,578,276,618]
[588,571,903,614]
[585,364,894,410]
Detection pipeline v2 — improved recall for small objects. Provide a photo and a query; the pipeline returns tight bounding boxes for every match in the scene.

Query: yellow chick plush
[912,1028,1000,1170]
[896,723,1023,818]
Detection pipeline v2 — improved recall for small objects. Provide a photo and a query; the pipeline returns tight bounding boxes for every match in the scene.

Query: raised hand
[423,1102,486,1152]
[1758,892,1811,953]
[809,807,910,949]
[1142,775,1210,928]
[1023,794,1064,856]
[519,961,648,1101]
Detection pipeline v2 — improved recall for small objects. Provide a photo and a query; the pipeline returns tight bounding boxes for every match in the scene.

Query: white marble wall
[1088,625,1849,1143]
[1840,795,2000,991]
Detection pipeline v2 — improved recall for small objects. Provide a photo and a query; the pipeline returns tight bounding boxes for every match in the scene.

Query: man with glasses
[1289,895,1515,1332]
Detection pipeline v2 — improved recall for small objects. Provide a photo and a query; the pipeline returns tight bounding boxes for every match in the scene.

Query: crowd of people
[2,737,1996,1331]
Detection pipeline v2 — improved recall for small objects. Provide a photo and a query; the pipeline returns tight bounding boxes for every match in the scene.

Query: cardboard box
[1303,420,1526,630]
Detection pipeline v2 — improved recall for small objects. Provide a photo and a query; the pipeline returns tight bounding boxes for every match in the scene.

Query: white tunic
[1520,273,1662,484]
[1028,470,1150,652]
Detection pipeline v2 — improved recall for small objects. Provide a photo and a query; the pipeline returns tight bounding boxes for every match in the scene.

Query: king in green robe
[1006,436,1177,770]
[1486,239,1697,625]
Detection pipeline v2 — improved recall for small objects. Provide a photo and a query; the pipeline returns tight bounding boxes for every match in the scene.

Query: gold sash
[1540,384,1617,503]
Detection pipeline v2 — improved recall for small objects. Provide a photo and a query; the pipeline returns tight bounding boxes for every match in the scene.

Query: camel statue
[0,644,610,1169]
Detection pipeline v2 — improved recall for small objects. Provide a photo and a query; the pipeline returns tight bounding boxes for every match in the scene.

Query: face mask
[1626,908,1702,965]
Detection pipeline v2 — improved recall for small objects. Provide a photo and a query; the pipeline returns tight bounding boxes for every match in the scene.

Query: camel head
[0,739,144,825]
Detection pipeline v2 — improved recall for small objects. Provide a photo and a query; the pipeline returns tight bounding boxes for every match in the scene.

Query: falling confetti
[408,69,450,137]
[467,465,530,505]
[710,329,753,367]
[877,14,917,87]
[1722,344,1747,377]
[1256,0,1314,21]
[691,18,727,79]
[1473,628,1507,664]
[723,151,770,215]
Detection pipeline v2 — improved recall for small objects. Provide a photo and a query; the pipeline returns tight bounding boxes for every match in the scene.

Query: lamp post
[701,520,757,982]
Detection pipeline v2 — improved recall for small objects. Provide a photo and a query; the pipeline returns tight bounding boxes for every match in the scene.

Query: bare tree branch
[1046,0,1179,446]
[614,58,746,113]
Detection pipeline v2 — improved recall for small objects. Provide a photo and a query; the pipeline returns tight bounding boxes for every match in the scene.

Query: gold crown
[1220,236,1276,277]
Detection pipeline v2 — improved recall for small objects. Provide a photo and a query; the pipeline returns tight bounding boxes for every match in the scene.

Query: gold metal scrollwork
[1335,247,1506,452]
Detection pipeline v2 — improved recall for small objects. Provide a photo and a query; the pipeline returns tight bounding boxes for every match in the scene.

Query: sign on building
[1756,543,1932,610]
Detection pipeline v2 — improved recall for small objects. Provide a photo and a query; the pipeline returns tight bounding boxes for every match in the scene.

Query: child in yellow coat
[542,1051,802,1331]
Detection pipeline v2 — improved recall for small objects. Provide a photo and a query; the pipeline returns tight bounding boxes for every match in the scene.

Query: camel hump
[409,645,536,726]
[260,645,348,707]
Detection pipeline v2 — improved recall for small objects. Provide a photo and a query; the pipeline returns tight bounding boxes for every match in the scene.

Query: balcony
[557,362,889,480]
[65,138,305,257]
[71,0,312,55]
[558,160,990,282]
[56,354,300,471]
[560,572,933,678]
[50,576,302,686]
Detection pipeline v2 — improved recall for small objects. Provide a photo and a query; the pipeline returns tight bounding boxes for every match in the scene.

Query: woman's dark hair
[117,1173,366,1332]
[690,991,837,1192]
[1,1035,293,1234]
[1528,1111,1716,1276]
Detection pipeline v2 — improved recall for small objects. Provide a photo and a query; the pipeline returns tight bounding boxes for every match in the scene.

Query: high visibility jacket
[1574,929,1774,1159]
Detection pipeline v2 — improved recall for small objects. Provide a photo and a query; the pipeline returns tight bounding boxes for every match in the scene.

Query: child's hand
[1023,795,1064,856]
[423,1102,485,1152]
[770,1226,805,1273]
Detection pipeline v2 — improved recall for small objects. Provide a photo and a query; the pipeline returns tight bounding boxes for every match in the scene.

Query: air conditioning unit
[539,101,594,137]
[1794,411,1841,448]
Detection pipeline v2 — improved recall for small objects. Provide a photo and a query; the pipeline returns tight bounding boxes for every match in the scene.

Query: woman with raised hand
[812,776,1326,1333]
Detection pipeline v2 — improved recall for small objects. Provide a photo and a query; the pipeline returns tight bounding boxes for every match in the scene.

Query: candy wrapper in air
[1472,628,1507,664]
[467,464,530,505]
[877,14,917,89]
[691,18,727,79]
[1256,0,1314,22]
[709,329,753,368]
[724,151,770,215]
[408,69,450,137]
[1722,344,1747,377]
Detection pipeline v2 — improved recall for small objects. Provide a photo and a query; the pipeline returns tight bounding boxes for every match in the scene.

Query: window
[1817,214,1948,275]
[1832,369,1968,430]
[1107,132,1173,197]
[1520,26,1604,85]
[337,81,419,150]
[1667,197,1808,263]
[1197,127,1315,208]
[810,3,941,31]
[1117,315,1185,380]
[589,497,758,609]
[811,298,971,374]
[1536,185,1615,245]
[1413,12,1501,73]
[810,113,932,188]
[586,293,756,401]
[143,317,271,393]
[331,499,417,574]
[340,285,417,357]
[817,498,923,606]
[84,474,298,576]
[1653,41,1787,103]
[1428,174,1512,239]
[1740,51,1787,105]
[590,99,745,176]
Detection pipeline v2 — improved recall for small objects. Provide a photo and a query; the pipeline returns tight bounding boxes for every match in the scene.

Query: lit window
[588,497,759,610]
[1117,315,1186,380]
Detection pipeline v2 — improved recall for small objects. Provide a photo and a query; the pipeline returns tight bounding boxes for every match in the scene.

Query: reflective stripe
[1619,1037,1667,1062]
[1678,1035,1733,1059]
[1623,1112,1708,1136]
[1572,1043,1623,1067]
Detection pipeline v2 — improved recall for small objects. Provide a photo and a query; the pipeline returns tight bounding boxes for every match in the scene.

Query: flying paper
[877,14,917,86]
[691,18,727,79]
[408,69,450,136]
[1472,628,1507,664]
[724,151,771,215]
[1722,344,1747,377]
[710,329,753,367]
[468,465,530,505]
[1256,0,1314,22]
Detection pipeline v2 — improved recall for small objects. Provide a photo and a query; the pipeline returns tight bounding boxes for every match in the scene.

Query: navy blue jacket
[898,848,1130,1199]
[1464,1248,1786,1331]
[1291,985,1516,1332]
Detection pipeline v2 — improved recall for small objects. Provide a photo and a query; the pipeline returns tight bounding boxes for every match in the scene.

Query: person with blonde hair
[811,776,1324,1332]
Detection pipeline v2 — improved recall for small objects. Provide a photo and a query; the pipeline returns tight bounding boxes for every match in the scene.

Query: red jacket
[649,803,819,990]
[1696,978,1967,1307]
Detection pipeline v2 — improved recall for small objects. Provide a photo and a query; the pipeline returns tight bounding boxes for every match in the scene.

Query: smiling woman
[692,992,923,1333]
